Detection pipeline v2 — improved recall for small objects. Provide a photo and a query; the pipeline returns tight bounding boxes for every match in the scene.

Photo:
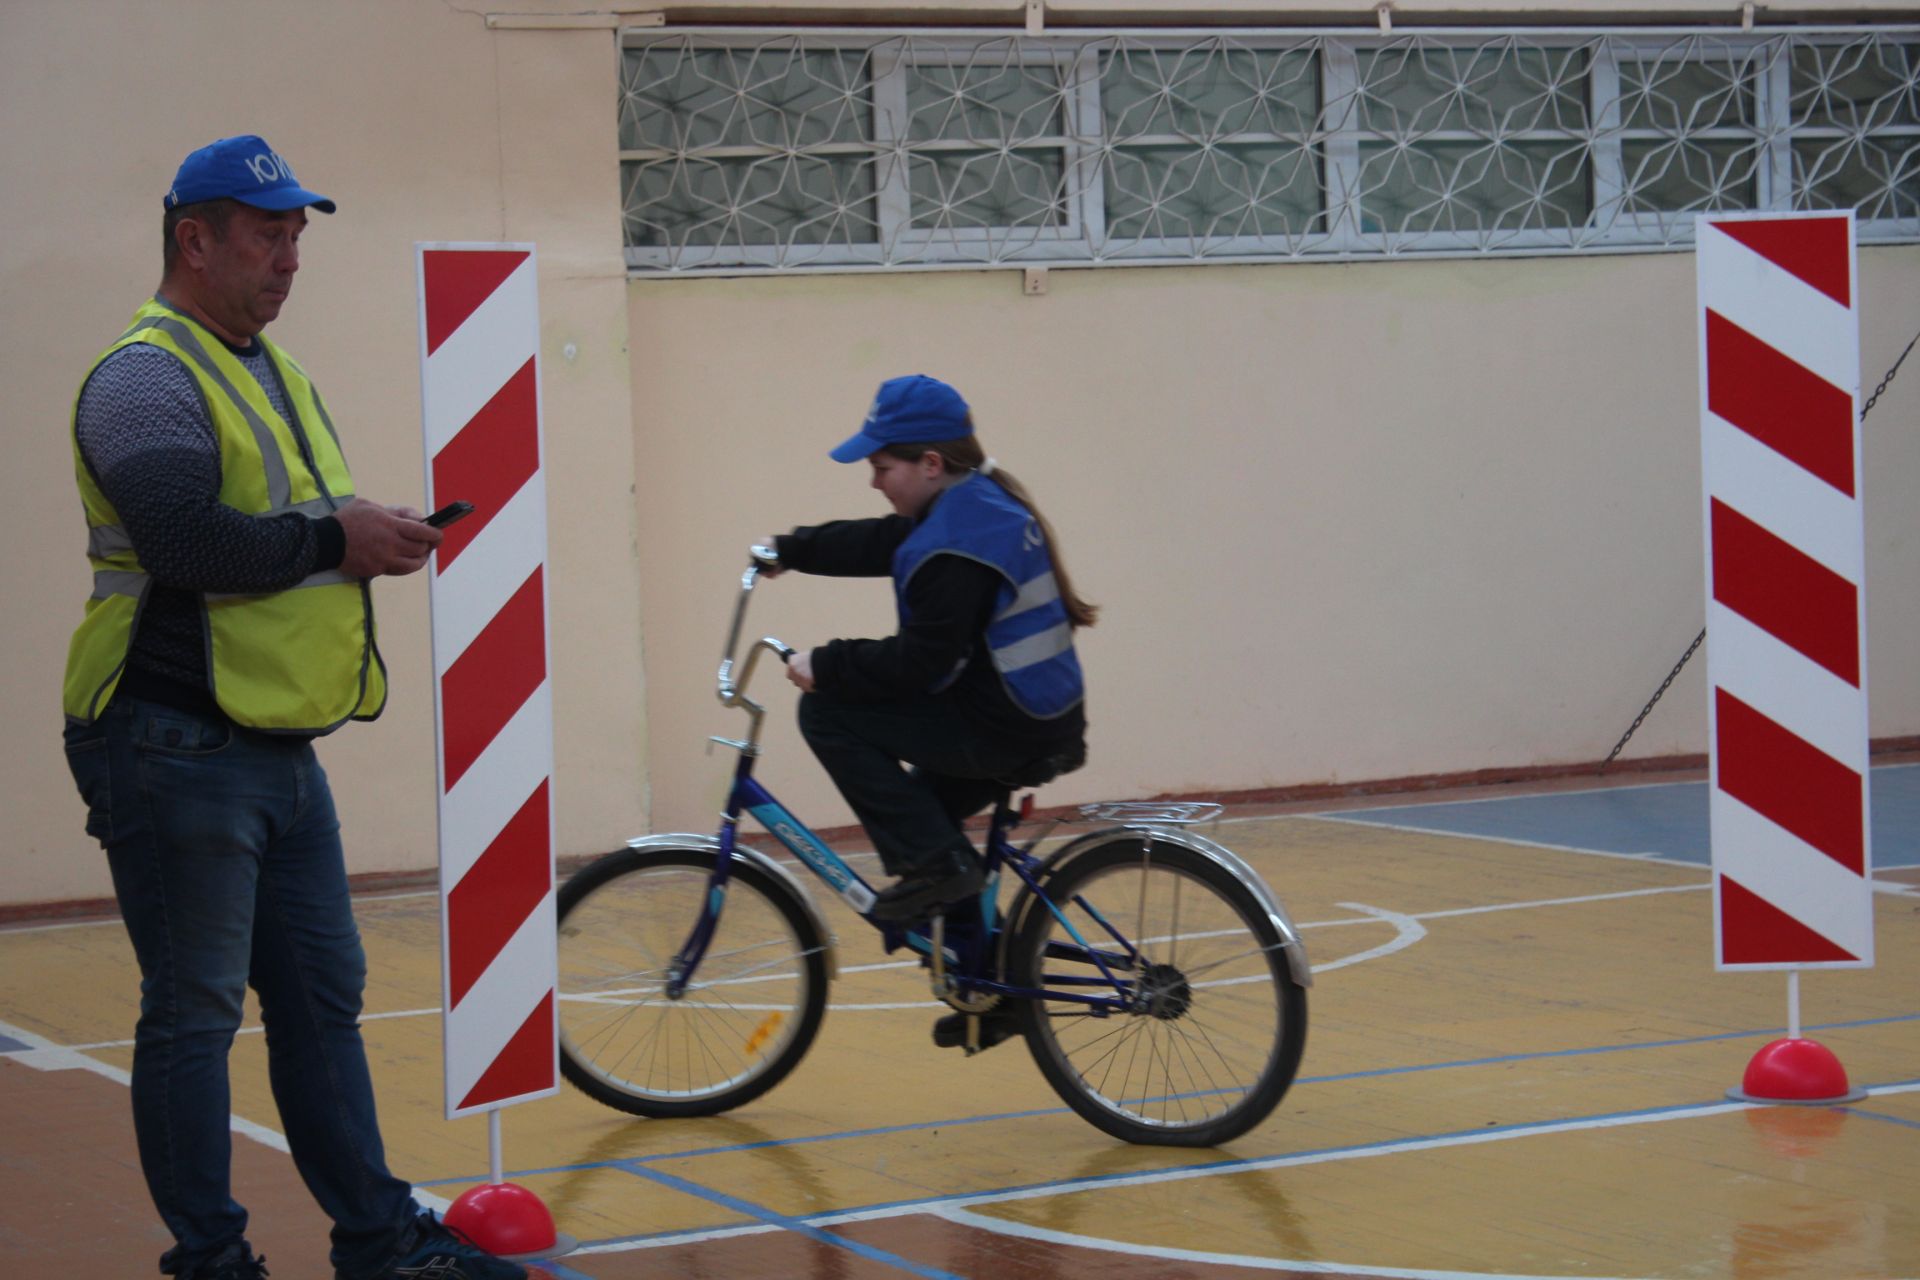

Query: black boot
[869,844,984,922]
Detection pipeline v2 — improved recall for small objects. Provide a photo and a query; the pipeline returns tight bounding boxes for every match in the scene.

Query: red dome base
[445,1182,577,1260]
[1726,1037,1867,1105]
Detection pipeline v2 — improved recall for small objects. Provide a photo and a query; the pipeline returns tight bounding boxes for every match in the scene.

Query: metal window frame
[618,23,1920,277]
[883,37,1091,259]
[1781,36,1920,223]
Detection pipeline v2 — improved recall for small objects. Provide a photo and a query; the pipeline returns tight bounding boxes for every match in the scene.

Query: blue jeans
[63,697,417,1278]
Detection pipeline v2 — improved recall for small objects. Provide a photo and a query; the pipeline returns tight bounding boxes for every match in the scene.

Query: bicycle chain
[1601,327,1919,770]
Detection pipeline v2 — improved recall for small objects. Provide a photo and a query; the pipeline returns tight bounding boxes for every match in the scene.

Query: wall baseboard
[8,737,1916,928]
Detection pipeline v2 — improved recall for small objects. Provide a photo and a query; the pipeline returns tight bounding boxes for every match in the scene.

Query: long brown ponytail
[882,430,1099,628]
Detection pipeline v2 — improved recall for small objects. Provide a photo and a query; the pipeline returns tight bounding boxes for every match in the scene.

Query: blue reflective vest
[892,474,1085,720]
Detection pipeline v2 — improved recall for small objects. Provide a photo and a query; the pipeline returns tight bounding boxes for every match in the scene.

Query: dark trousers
[62,697,417,1279]
[797,692,1040,877]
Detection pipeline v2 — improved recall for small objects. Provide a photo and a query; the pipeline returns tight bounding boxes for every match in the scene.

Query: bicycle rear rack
[1076,801,1224,826]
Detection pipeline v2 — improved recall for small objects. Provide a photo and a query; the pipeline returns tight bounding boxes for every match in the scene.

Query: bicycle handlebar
[715,549,796,751]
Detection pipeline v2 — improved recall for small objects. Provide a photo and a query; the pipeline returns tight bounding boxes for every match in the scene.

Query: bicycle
[555,550,1311,1146]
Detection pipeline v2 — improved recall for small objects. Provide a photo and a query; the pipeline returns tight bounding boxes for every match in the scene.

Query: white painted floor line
[36,885,1720,1047]
[573,1222,782,1254]
[4,1018,287,1154]
[1310,774,1708,813]
[0,1017,455,1209]
[61,1003,442,1052]
[875,1101,1757,1211]
[0,915,123,935]
[1312,903,1426,973]
[595,1091,1851,1258]
[0,1017,131,1082]
[1306,813,1701,865]
[1410,883,1709,921]
[933,1205,1647,1280]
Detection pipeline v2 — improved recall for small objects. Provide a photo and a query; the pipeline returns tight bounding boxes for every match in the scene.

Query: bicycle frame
[666,557,1148,1014]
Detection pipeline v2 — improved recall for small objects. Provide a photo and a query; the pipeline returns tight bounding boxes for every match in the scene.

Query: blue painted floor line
[416,1011,1919,1190]
[574,1075,1920,1253]
[1843,1106,1920,1131]
[622,1163,966,1278]
[1301,1010,1920,1083]
[1321,761,1919,868]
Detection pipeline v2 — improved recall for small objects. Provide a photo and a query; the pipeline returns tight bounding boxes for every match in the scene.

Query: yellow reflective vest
[63,297,387,732]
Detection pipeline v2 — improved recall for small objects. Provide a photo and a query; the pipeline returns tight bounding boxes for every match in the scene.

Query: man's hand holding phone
[336,497,450,579]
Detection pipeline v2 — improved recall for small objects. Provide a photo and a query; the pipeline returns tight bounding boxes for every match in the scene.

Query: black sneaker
[363,1213,528,1280]
[931,1008,1020,1053]
[869,847,984,922]
[163,1242,269,1279]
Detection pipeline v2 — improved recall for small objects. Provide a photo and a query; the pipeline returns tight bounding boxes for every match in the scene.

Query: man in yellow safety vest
[59,135,528,1280]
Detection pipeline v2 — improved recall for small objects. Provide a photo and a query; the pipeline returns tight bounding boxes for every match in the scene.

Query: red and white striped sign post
[416,244,569,1255]
[1697,211,1872,1104]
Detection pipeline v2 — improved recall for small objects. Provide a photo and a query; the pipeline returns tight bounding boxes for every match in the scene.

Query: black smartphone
[423,500,474,529]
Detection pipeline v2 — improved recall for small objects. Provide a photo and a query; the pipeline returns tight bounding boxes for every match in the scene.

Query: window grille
[617,27,1920,274]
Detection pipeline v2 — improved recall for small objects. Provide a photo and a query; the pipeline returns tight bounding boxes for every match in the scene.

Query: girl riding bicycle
[770,374,1097,922]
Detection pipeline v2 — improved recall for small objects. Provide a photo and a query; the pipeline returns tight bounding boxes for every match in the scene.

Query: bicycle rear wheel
[556,845,829,1117]
[1010,837,1307,1146]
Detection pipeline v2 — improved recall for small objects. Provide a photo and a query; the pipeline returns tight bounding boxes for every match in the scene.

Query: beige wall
[3,1,647,908]
[628,251,1920,836]
[5,0,1917,908]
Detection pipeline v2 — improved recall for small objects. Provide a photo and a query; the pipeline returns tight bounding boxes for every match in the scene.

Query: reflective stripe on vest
[63,298,385,731]
[124,314,294,510]
[89,570,148,601]
[988,569,1075,673]
[893,474,1084,720]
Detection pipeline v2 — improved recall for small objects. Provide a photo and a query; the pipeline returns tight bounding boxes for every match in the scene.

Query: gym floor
[4,763,1916,1279]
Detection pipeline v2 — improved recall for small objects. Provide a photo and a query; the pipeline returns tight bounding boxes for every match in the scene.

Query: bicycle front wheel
[1011,837,1307,1146]
[556,845,829,1118]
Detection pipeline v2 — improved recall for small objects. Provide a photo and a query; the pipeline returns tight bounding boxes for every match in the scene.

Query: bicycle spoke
[1021,844,1302,1142]
[557,852,825,1112]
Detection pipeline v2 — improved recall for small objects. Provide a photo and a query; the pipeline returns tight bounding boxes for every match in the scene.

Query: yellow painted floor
[3,786,1917,1279]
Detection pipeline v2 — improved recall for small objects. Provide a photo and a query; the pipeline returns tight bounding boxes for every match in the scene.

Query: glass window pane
[622,156,878,248]
[1357,45,1589,135]
[908,150,1068,230]
[1106,143,1322,239]
[620,45,872,151]
[1099,47,1318,139]
[1792,42,1920,130]
[1358,141,1592,232]
[906,59,1066,142]
[1794,137,1920,220]
[1621,139,1760,212]
[1620,56,1757,132]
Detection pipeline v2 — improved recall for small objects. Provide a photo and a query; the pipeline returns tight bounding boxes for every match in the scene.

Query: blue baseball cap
[829,375,972,463]
[163,135,336,214]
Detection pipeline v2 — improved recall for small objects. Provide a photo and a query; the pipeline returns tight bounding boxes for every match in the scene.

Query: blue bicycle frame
[666,554,1142,1015]
[669,748,1140,1012]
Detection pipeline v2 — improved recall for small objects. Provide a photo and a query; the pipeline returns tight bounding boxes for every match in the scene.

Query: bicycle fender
[1001,825,1312,989]
[624,833,840,981]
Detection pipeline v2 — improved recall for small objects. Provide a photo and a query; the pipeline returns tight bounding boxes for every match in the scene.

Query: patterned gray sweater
[74,336,347,710]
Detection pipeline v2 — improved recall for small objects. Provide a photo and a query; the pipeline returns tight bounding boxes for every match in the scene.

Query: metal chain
[1860,327,1920,424]
[1602,628,1705,766]
[1600,326,1920,770]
